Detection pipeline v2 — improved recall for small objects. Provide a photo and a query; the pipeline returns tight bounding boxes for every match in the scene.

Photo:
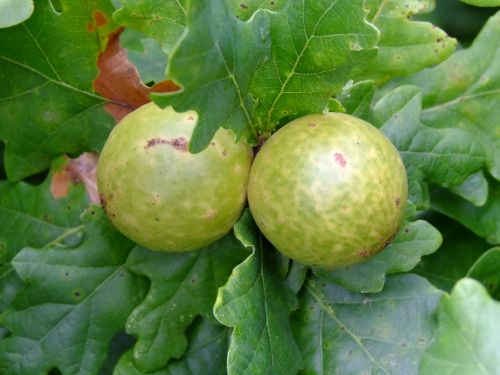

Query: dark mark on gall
[395,196,400,206]
[145,137,188,152]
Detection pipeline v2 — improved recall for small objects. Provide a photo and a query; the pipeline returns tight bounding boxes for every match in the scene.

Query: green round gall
[97,103,253,251]
[248,112,408,269]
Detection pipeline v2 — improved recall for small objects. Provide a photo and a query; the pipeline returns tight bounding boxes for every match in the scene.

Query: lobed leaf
[152,0,271,152]
[124,235,248,372]
[119,29,168,84]
[113,0,187,55]
[335,80,376,123]
[294,274,442,375]
[0,209,146,375]
[251,0,379,134]
[360,0,456,83]
[213,211,303,375]
[414,213,492,292]
[420,278,500,374]
[114,319,229,375]
[0,0,118,180]
[467,247,500,300]
[315,220,442,293]
[375,85,485,188]
[448,171,489,207]
[389,10,500,180]
[0,168,89,317]
[431,177,500,244]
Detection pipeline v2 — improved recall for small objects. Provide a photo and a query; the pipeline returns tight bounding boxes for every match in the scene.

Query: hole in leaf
[49,0,63,14]
[22,168,49,186]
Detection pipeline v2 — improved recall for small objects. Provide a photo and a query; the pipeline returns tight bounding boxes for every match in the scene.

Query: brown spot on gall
[100,193,107,212]
[145,137,188,152]
[357,249,371,258]
[334,152,347,168]
[187,116,194,121]
[308,123,317,128]
[395,196,401,206]
[222,150,227,156]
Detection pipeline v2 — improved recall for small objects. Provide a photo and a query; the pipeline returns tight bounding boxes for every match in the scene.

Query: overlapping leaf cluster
[0,0,499,374]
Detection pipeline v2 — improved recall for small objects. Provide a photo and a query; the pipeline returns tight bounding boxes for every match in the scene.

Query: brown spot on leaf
[145,137,188,152]
[150,80,181,94]
[86,11,108,32]
[94,11,107,27]
[333,152,347,168]
[94,29,151,122]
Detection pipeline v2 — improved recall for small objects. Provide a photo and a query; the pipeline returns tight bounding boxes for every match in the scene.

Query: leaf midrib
[266,0,339,127]
[2,264,127,374]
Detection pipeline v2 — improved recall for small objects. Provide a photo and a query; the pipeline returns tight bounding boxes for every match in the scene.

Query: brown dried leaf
[94,29,180,122]
[50,153,99,204]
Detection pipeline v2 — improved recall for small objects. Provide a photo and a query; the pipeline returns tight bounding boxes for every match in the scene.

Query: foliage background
[0,0,499,374]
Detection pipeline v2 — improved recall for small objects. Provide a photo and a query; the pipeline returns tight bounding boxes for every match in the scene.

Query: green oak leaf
[213,211,303,375]
[375,85,485,188]
[113,0,186,55]
[0,0,118,181]
[389,10,500,180]
[467,247,500,300]
[0,166,89,318]
[405,164,430,211]
[449,171,489,207]
[461,0,500,6]
[414,213,492,292]
[0,0,34,28]
[119,29,168,84]
[125,235,248,372]
[431,177,500,244]
[99,331,136,375]
[152,0,271,152]
[335,80,376,123]
[114,319,228,375]
[0,208,146,375]
[360,0,456,83]
[228,0,287,21]
[285,261,309,295]
[420,278,500,374]
[251,0,379,134]
[294,274,442,375]
[315,220,442,293]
